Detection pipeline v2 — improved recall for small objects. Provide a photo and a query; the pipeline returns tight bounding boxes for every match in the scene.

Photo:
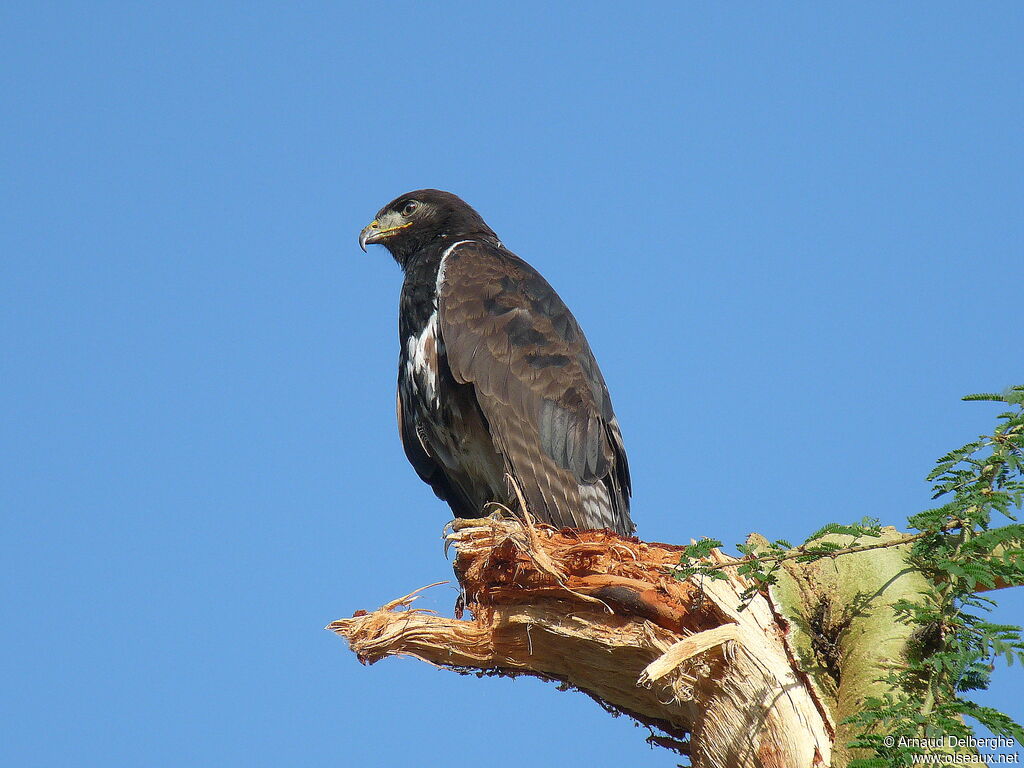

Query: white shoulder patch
[411,240,474,408]
[436,239,474,293]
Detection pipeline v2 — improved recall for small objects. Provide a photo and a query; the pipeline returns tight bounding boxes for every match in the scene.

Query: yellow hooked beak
[358,216,413,252]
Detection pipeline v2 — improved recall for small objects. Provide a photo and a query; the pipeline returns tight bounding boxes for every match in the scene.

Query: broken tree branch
[329,517,833,768]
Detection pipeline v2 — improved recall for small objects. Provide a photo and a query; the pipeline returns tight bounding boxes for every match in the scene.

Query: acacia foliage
[676,386,1024,766]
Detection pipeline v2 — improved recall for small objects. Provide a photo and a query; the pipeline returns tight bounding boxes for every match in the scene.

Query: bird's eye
[401,201,418,216]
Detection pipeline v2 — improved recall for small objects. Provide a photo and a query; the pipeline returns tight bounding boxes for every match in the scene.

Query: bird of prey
[359,190,633,535]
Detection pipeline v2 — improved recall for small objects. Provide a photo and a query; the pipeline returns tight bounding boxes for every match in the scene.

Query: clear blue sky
[2,3,1022,766]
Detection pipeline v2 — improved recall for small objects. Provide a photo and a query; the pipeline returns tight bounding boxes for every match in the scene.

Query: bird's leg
[450,502,515,531]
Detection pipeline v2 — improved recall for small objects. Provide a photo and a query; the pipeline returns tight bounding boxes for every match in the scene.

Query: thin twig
[681,522,964,576]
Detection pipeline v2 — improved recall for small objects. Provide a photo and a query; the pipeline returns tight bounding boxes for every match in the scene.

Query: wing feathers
[437,243,632,534]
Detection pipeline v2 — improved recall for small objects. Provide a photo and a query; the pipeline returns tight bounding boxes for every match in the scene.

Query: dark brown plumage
[359,189,633,535]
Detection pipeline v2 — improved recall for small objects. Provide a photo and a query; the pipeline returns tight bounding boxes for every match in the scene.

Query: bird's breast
[399,319,507,507]
[403,310,442,408]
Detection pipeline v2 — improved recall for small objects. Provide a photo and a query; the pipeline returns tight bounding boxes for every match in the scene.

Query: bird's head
[359,189,496,266]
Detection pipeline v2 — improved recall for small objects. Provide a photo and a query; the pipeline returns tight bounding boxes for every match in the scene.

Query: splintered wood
[328,518,833,768]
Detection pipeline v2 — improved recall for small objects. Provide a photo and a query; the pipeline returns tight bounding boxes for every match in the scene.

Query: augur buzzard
[359,190,634,535]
